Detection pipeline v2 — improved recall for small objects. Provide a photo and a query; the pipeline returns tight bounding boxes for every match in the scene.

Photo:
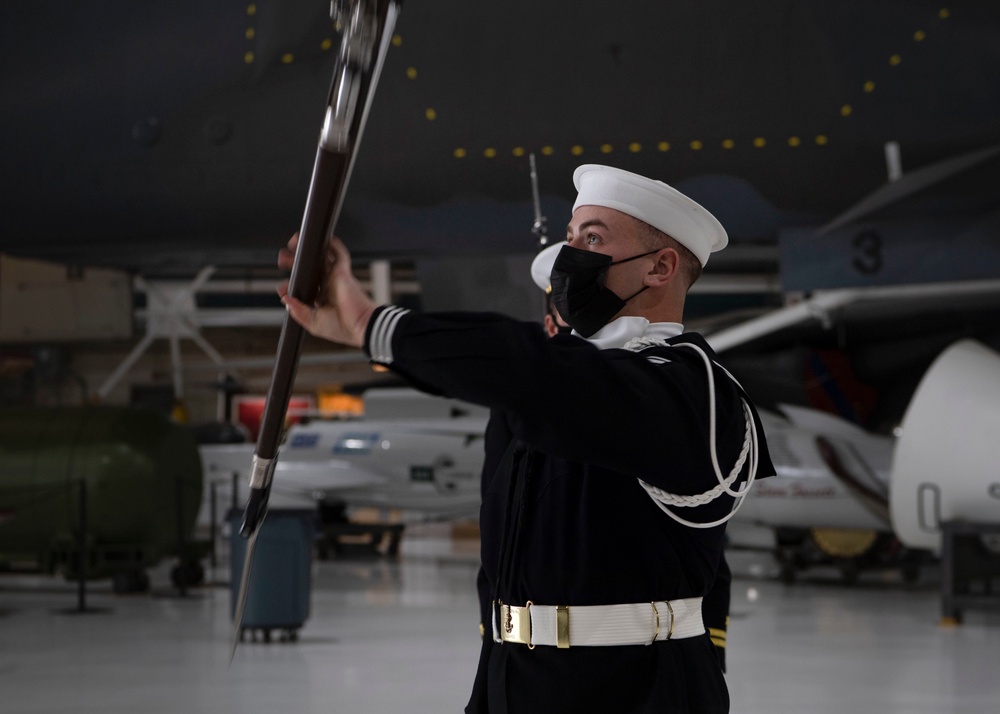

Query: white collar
[578,316,684,350]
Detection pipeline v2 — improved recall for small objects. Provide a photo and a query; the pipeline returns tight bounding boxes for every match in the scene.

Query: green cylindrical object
[0,406,203,579]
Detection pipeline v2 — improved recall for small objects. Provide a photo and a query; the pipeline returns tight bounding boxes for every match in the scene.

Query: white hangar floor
[2,529,999,714]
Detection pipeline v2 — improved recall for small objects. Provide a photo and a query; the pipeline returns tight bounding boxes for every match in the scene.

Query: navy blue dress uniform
[363,305,774,713]
[281,164,775,713]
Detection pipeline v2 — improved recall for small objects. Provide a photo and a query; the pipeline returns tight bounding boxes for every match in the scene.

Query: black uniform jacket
[364,308,775,714]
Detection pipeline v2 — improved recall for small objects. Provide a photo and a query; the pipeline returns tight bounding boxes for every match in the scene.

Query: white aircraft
[199,383,911,580]
[705,290,1000,581]
[202,335,1000,589]
[196,389,489,544]
[889,339,1000,554]
[728,404,904,583]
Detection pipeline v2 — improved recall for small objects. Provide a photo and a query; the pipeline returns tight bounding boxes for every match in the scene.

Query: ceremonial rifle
[529,152,548,250]
[529,153,552,319]
[230,0,401,662]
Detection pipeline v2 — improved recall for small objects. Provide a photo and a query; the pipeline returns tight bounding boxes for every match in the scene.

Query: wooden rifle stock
[237,0,401,539]
[262,149,351,456]
[238,148,350,535]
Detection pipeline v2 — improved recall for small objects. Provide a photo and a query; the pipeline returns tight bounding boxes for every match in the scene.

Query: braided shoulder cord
[623,337,761,529]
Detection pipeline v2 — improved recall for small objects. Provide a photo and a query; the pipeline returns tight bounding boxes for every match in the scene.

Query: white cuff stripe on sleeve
[369,306,409,364]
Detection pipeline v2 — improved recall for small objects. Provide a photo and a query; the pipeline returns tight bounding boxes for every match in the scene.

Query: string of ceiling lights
[239,4,953,161]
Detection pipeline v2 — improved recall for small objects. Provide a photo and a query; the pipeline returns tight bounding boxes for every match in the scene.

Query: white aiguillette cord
[623,337,761,529]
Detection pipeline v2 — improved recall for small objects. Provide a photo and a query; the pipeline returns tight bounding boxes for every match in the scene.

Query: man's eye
[586,234,600,244]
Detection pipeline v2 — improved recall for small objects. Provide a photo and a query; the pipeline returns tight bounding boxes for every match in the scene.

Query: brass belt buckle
[499,601,511,645]
[500,600,534,648]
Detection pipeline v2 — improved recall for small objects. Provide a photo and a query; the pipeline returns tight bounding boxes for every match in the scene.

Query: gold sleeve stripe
[708,627,727,648]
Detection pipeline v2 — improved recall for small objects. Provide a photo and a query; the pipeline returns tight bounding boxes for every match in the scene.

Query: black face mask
[549,245,654,337]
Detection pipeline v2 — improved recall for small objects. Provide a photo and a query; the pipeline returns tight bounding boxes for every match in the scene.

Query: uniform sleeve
[364,306,751,496]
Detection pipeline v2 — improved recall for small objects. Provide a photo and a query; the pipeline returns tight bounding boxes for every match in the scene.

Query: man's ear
[543,314,560,337]
[644,247,680,288]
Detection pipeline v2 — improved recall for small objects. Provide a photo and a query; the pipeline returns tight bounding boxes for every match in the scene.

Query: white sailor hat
[572,164,728,266]
[530,242,564,293]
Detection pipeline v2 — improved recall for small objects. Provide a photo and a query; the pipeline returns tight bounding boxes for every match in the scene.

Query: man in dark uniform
[279,164,774,713]
[528,241,733,673]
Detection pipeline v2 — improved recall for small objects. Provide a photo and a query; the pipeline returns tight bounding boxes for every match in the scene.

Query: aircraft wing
[817,143,1000,235]
[705,278,1000,354]
[271,459,387,493]
[200,442,385,492]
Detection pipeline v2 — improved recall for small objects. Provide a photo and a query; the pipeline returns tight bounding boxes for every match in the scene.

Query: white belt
[493,597,704,648]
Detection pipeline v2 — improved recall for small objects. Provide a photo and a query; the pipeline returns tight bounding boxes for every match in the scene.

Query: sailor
[279,164,775,713]
[531,238,733,673]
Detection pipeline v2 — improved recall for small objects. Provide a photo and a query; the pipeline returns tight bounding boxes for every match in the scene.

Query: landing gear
[779,559,797,585]
[772,528,926,585]
[838,558,860,586]
[170,560,205,591]
[112,569,151,594]
[900,553,923,584]
[316,501,405,559]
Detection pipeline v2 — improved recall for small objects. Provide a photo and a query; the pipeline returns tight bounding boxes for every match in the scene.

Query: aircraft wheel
[171,561,205,590]
[112,569,150,594]
[901,560,921,584]
[839,559,860,586]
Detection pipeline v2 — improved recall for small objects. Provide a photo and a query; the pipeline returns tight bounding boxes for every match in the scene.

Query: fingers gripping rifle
[230,0,400,661]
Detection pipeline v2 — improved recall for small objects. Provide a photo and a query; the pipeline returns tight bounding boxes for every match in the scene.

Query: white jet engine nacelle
[890,339,1000,552]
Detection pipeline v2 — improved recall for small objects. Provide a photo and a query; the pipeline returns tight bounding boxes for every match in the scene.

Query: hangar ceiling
[1,1,997,278]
